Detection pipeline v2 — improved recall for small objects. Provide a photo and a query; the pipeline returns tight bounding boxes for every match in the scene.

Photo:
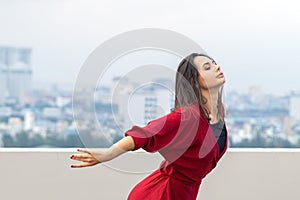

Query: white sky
[0,0,299,95]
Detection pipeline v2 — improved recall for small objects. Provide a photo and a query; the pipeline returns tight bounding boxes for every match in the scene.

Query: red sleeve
[124,107,194,152]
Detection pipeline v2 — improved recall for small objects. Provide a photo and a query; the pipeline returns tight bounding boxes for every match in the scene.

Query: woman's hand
[70,144,127,168]
[70,149,102,168]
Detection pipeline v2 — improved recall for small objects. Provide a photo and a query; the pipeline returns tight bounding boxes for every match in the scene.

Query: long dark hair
[171,53,225,124]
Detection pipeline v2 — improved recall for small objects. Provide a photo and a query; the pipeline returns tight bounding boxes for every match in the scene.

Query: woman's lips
[217,73,224,78]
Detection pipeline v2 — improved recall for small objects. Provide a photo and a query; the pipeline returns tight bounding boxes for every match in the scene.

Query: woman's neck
[200,88,219,122]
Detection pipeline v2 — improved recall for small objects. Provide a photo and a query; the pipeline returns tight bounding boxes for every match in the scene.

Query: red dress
[124,103,228,200]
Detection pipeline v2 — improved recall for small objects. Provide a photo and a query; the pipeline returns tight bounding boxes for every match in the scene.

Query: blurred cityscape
[0,46,300,148]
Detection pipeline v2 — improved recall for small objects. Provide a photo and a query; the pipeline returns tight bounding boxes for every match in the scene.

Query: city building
[289,91,300,121]
[0,46,32,103]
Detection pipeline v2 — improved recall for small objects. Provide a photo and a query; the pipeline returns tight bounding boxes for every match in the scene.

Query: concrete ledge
[1,148,299,200]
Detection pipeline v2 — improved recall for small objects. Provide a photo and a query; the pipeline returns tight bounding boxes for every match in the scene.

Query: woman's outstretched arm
[114,135,135,151]
[70,136,135,168]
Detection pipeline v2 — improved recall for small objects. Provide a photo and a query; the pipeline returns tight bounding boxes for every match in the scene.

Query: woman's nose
[216,65,221,71]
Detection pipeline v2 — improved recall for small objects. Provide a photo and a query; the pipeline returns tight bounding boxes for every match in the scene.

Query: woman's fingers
[70,152,100,168]
[77,148,91,154]
[72,157,93,162]
[70,154,89,160]
[70,148,102,168]
[70,148,92,160]
[71,162,95,168]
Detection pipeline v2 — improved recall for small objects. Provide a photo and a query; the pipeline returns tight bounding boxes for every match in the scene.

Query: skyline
[1,0,299,96]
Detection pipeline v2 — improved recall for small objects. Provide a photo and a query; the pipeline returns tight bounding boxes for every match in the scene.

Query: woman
[70,53,228,200]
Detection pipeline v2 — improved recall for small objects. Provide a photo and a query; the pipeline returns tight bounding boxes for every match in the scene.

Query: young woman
[70,53,228,200]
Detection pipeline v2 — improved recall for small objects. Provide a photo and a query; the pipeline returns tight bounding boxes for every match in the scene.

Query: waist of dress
[160,170,201,187]
[159,162,202,186]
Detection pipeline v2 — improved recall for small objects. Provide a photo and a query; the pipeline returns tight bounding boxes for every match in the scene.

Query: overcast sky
[0,0,299,95]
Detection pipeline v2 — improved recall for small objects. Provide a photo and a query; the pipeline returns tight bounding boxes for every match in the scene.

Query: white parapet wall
[0,148,299,200]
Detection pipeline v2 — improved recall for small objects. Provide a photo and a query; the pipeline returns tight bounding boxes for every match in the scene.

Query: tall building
[0,46,32,103]
[110,76,133,131]
[0,47,31,66]
[24,111,35,131]
[127,84,174,128]
[289,91,300,121]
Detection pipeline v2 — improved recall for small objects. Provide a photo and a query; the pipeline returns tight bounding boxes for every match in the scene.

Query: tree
[2,133,15,147]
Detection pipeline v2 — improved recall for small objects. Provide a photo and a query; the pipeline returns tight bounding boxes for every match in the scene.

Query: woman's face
[193,56,225,90]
